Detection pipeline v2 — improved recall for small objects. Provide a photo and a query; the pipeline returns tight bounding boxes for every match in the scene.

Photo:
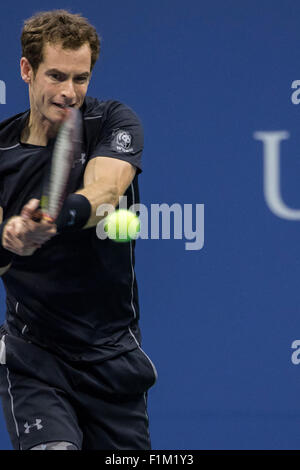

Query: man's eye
[49,74,87,83]
[51,74,61,81]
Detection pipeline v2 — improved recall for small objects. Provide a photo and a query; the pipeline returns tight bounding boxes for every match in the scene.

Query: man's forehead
[42,42,91,69]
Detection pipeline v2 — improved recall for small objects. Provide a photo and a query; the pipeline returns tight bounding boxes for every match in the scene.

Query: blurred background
[1,0,300,450]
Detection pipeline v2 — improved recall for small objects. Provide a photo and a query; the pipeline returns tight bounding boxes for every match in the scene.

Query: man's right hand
[2,215,56,257]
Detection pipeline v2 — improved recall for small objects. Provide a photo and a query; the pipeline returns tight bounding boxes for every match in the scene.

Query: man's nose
[61,79,76,101]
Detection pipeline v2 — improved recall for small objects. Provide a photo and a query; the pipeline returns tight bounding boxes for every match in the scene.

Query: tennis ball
[104,209,140,242]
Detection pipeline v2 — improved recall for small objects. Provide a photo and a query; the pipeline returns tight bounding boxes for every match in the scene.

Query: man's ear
[20,57,33,84]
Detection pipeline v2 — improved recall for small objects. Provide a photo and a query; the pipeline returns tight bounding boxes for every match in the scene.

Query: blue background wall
[1,0,300,450]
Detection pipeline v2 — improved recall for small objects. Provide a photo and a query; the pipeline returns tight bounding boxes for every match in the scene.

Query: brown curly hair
[21,10,100,75]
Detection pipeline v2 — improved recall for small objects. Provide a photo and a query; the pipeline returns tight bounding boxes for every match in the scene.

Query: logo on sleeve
[112,129,133,153]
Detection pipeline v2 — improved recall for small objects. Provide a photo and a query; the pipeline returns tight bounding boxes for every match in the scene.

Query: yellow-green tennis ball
[104,209,140,242]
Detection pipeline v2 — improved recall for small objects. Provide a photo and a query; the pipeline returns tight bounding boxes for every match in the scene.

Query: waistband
[5,295,141,364]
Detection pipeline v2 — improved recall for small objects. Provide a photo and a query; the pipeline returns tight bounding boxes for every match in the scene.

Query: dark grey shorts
[0,326,157,450]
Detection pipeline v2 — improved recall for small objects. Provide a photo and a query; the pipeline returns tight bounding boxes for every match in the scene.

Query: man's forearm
[76,181,119,229]
[0,219,14,273]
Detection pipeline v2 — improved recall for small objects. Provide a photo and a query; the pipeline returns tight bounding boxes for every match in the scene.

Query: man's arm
[76,156,136,229]
[0,207,12,276]
[6,156,136,248]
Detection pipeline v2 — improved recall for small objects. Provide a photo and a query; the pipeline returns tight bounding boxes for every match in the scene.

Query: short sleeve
[88,101,144,174]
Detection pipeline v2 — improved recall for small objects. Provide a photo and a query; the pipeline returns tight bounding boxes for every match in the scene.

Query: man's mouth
[52,103,77,109]
[52,102,67,109]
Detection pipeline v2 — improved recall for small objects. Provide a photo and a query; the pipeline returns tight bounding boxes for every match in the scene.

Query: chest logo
[73,153,86,167]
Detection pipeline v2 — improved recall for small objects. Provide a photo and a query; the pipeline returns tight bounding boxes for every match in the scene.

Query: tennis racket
[39,107,82,223]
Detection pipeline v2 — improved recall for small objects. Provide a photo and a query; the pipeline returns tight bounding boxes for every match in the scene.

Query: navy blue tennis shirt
[0,97,144,361]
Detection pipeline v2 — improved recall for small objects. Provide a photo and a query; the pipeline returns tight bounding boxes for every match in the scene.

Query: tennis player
[0,10,157,450]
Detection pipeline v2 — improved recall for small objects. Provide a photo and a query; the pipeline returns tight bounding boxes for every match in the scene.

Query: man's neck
[20,112,59,146]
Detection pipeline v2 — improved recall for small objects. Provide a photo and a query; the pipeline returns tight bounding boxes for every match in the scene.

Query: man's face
[26,42,91,123]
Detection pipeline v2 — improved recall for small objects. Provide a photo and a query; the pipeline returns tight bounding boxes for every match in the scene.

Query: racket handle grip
[31,209,54,223]
[41,213,55,223]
